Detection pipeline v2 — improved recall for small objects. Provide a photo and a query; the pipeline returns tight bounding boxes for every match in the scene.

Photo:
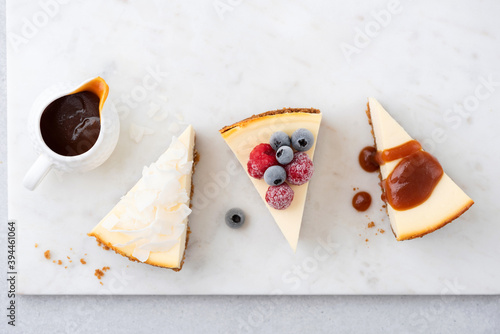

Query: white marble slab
[7,0,500,294]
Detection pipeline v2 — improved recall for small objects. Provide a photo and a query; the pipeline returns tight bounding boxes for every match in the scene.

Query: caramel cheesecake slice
[89,125,197,270]
[220,108,322,251]
[366,98,474,240]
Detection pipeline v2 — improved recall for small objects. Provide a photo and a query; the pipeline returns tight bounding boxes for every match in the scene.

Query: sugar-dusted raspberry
[265,183,294,210]
[247,143,278,179]
[285,152,314,185]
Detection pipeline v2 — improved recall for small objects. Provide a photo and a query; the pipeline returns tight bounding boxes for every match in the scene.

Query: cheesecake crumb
[379,229,385,234]
[64,266,67,269]
[67,256,70,259]
[100,282,103,286]
[44,250,51,260]
[103,245,110,251]
[35,243,38,248]
[365,238,369,242]
[95,267,110,280]
[52,260,56,263]
[70,248,73,250]
[80,259,86,265]
[367,222,375,228]
[58,260,62,265]
[95,269,105,280]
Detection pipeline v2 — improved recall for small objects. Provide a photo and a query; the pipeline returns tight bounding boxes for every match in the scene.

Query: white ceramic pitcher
[23,77,120,191]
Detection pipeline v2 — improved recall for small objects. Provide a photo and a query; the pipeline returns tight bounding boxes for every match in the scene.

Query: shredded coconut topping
[102,136,192,262]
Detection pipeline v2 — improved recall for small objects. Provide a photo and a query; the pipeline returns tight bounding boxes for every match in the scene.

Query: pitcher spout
[71,77,109,113]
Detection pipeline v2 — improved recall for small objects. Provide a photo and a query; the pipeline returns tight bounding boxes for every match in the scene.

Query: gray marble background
[0,1,499,333]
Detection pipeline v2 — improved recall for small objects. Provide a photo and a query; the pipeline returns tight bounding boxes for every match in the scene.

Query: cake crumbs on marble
[80,259,86,265]
[57,260,62,265]
[379,229,385,234]
[367,222,375,228]
[44,250,51,259]
[34,243,38,248]
[95,267,111,280]
[95,269,105,280]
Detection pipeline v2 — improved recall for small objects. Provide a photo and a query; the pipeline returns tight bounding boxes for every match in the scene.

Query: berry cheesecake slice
[220,108,321,251]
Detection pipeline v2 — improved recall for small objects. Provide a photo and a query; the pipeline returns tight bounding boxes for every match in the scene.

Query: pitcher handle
[23,154,53,191]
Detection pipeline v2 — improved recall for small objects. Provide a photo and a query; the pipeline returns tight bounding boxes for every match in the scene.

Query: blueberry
[270,131,291,151]
[276,146,294,165]
[291,128,314,152]
[264,165,286,186]
[225,208,245,229]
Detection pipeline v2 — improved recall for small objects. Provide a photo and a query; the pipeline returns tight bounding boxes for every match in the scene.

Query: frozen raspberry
[265,183,294,210]
[285,152,314,185]
[247,143,278,179]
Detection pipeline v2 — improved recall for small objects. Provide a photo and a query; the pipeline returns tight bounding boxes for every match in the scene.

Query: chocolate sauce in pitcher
[40,91,101,156]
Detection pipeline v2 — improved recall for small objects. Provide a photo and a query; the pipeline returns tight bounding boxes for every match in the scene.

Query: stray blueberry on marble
[225,208,246,229]
[291,128,314,152]
[276,145,294,165]
[264,165,287,186]
[270,131,291,151]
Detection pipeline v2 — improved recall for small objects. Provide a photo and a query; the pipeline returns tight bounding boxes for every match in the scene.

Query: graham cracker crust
[220,107,320,134]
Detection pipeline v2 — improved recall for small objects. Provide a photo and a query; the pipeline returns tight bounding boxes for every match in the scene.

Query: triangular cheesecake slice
[367,98,474,240]
[220,108,322,251]
[89,125,197,271]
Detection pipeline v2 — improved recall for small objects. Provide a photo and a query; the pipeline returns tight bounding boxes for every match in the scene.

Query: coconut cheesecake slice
[89,125,197,270]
